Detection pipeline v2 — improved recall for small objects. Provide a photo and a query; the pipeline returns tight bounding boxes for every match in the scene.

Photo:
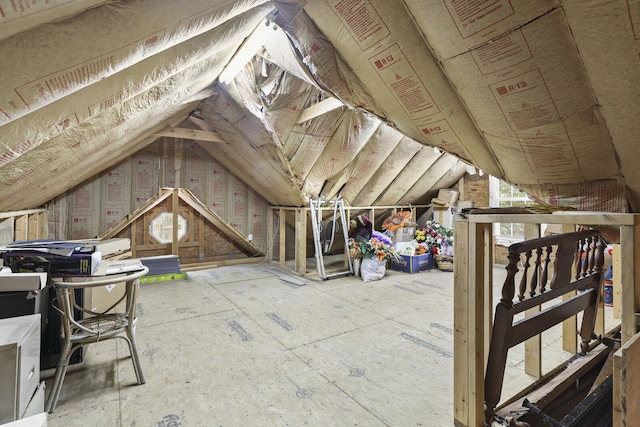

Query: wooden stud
[27,213,38,240]
[172,189,179,255]
[295,208,306,275]
[266,208,274,262]
[38,211,47,239]
[15,214,27,241]
[483,223,493,370]
[453,219,469,427]
[198,214,205,261]
[613,331,640,426]
[620,223,640,343]
[613,243,622,319]
[279,209,286,267]
[524,224,542,378]
[131,219,137,257]
[468,222,489,427]
[561,223,578,353]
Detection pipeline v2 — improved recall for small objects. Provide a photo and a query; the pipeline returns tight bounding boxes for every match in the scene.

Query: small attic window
[489,176,531,245]
[149,212,187,244]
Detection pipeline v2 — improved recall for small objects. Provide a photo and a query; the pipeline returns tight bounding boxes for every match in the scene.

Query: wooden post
[295,208,307,275]
[483,223,493,369]
[453,218,469,427]
[279,209,286,267]
[620,223,640,343]
[454,216,489,427]
[131,219,137,257]
[198,214,204,262]
[468,222,489,427]
[562,223,578,353]
[15,215,27,241]
[524,223,542,378]
[266,208,274,262]
[174,139,183,188]
[613,331,640,426]
[172,189,179,255]
[613,243,622,319]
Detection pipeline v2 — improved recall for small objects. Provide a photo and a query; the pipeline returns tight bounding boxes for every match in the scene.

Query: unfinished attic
[1,1,640,426]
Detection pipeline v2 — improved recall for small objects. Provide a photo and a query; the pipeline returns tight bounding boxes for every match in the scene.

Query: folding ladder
[309,182,353,280]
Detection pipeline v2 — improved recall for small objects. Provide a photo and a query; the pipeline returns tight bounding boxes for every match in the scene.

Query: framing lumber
[524,223,542,378]
[99,188,263,267]
[614,330,640,426]
[496,343,611,418]
[296,97,343,124]
[455,210,639,427]
[154,127,225,143]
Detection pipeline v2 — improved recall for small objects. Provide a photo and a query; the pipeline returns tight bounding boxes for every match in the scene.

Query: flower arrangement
[348,230,400,262]
[414,220,454,255]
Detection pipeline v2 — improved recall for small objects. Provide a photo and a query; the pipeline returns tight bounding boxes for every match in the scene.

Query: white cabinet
[0,314,43,423]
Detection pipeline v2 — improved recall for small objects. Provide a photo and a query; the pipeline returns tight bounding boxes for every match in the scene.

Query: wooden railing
[453,211,639,427]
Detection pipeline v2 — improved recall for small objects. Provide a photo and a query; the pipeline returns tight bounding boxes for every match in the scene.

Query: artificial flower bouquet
[348,230,400,262]
[414,219,454,255]
[396,242,430,256]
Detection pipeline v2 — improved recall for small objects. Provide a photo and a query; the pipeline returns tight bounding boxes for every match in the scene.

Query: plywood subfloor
[41,262,618,426]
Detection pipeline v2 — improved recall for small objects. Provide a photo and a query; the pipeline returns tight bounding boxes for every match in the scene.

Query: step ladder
[309,182,353,280]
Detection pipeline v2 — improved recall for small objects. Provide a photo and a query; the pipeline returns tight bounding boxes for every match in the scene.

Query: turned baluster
[519,251,531,301]
[540,245,552,293]
[503,252,520,307]
[529,248,542,297]
[586,236,595,275]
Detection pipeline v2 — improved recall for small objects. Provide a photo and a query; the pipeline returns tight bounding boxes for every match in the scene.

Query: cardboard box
[394,226,415,243]
[391,253,434,273]
[439,188,459,204]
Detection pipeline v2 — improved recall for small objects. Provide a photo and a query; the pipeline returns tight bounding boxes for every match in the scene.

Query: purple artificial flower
[372,230,393,246]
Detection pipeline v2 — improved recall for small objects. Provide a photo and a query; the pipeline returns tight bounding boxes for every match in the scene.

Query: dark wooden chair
[484,230,606,425]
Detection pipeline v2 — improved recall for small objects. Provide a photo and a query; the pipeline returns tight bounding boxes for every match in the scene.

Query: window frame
[489,176,531,245]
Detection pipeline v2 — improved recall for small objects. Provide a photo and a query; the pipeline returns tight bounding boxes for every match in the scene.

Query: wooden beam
[562,223,578,353]
[266,208,274,262]
[172,189,179,255]
[295,208,307,276]
[454,219,469,427]
[524,223,542,378]
[613,331,640,426]
[296,97,343,124]
[279,209,286,267]
[613,243,622,319]
[154,127,225,143]
[177,188,263,256]
[620,223,640,343]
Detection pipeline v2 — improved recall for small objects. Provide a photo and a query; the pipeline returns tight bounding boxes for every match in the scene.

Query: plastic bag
[361,257,386,282]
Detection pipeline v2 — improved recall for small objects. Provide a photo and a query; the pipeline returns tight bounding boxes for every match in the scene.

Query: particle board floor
[41,262,619,426]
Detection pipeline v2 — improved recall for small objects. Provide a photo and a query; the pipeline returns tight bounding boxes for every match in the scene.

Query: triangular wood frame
[99,188,264,270]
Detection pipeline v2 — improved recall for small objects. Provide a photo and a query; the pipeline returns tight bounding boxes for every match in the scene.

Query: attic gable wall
[47,139,269,250]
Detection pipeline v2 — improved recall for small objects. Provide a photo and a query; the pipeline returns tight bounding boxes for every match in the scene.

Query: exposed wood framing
[524,223,542,378]
[154,127,225,143]
[613,243,622,319]
[267,204,429,277]
[453,210,639,427]
[562,223,579,353]
[0,209,47,243]
[296,97,343,124]
[99,188,263,267]
[614,330,640,425]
